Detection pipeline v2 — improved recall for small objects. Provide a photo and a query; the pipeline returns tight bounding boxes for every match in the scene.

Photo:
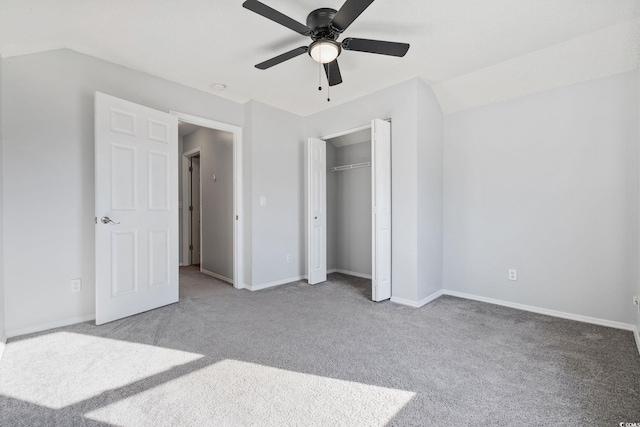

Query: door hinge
[236,215,239,220]
[189,244,193,250]
[189,206,193,211]
[189,166,193,172]
[94,217,97,224]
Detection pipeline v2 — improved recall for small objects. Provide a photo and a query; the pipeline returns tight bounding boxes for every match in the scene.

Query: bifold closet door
[306,137,327,284]
[371,119,391,301]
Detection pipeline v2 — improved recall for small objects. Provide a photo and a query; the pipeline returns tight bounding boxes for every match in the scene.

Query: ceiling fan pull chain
[327,65,331,102]
[318,60,322,91]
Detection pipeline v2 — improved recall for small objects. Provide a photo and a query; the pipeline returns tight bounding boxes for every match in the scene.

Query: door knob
[101,216,120,225]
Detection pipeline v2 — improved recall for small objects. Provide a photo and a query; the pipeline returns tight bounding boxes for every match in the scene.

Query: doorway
[173,111,244,289]
[306,119,392,301]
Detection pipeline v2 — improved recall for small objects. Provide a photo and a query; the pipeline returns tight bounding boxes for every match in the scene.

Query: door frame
[321,123,371,141]
[170,111,244,290]
[316,120,391,300]
[182,147,202,266]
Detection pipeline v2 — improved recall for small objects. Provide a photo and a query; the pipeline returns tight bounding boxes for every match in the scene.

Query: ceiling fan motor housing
[307,8,340,40]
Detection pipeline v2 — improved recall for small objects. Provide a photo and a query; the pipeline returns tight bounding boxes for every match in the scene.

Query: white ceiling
[0,0,638,115]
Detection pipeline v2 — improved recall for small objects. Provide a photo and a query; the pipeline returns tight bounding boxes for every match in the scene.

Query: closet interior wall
[326,138,372,278]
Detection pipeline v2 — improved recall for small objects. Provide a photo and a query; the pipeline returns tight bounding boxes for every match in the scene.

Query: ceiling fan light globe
[309,40,341,63]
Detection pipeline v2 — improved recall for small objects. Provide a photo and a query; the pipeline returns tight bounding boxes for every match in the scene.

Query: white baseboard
[442,290,636,331]
[6,314,96,339]
[247,275,306,291]
[391,290,444,308]
[200,268,233,284]
[331,269,372,280]
[634,327,640,358]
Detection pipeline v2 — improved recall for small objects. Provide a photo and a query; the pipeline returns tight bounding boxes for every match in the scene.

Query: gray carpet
[1,266,639,426]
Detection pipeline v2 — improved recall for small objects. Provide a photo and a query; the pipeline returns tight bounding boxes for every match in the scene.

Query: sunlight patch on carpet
[0,332,203,409]
[85,359,416,426]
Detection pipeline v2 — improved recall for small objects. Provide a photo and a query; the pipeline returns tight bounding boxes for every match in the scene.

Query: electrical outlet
[508,269,517,281]
[286,254,292,263]
[71,279,82,293]
[633,295,640,312]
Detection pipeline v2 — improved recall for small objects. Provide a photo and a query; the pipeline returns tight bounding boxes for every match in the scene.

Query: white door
[371,119,392,301]
[191,157,201,265]
[306,138,327,284]
[95,92,179,325]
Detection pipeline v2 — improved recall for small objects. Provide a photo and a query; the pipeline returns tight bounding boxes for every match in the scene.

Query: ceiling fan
[242,0,410,87]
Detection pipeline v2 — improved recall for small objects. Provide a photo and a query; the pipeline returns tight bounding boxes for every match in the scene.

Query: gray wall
[443,70,639,325]
[329,141,372,276]
[183,128,234,280]
[2,49,243,335]
[0,52,5,346]
[306,79,445,302]
[243,100,307,287]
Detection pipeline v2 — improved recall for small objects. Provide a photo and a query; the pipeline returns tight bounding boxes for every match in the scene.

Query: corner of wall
[415,79,445,300]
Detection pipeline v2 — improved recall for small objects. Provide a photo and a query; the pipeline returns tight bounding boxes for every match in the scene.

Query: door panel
[372,119,392,301]
[110,144,137,210]
[95,92,179,325]
[111,230,138,296]
[148,151,169,210]
[307,138,327,285]
[149,228,170,287]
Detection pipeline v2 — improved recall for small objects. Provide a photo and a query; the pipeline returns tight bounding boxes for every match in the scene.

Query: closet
[326,131,372,279]
[306,119,391,301]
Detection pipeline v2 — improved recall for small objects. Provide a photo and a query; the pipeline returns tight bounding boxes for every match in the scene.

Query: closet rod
[329,161,371,172]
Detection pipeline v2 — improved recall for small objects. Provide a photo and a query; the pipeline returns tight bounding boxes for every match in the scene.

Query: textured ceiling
[0,0,638,115]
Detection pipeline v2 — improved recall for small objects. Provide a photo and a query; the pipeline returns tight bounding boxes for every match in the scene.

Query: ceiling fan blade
[323,60,343,86]
[243,0,309,35]
[342,38,410,57]
[255,46,309,70]
[331,0,375,32]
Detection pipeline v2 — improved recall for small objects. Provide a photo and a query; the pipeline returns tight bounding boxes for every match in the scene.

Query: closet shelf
[329,161,371,172]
